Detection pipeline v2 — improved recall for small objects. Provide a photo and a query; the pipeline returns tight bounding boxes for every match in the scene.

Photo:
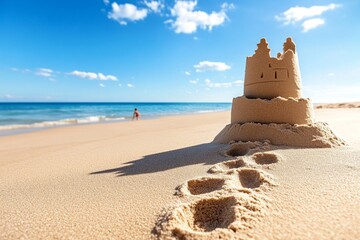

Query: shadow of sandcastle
[89,143,225,177]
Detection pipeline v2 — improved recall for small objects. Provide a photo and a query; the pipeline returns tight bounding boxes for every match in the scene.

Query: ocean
[0,102,231,134]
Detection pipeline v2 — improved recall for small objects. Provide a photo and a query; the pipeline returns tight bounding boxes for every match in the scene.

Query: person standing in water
[132,108,140,120]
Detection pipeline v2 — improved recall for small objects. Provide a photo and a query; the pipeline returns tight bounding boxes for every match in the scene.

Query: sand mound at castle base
[213,122,346,148]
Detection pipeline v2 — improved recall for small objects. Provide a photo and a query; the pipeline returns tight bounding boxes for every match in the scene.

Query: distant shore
[314,101,360,109]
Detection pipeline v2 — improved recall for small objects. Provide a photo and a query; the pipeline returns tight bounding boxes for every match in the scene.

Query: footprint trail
[153,141,283,240]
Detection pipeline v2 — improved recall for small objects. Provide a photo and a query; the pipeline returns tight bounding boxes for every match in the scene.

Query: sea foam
[0,116,126,131]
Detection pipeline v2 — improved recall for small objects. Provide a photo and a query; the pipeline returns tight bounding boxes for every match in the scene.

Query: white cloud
[108,2,148,25]
[127,83,135,88]
[328,72,335,77]
[221,3,235,11]
[189,79,198,84]
[98,73,117,81]
[205,79,242,88]
[70,70,118,81]
[302,18,325,32]
[71,71,97,79]
[185,71,191,76]
[11,67,118,82]
[144,0,164,13]
[276,3,341,24]
[4,94,14,99]
[103,0,110,5]
[168,1,230,34]
[205,79,231,88]
[36,68,53,77]
[12,67,55,80]
[99,83,105,87]
[232,80,243,86]
[10,67,31,73]
[1,94,28,100]
[194,61,231,72]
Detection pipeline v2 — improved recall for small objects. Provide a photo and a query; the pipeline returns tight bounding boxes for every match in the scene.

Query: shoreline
[0,109,230,137]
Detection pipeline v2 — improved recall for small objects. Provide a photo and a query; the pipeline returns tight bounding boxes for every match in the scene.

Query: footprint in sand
[161,196,238,239]
[208,158,248,174]
[223,141,272,158]
[183,196,237,232]
[225,143,251,157]
[252,152,281,165]
[210,152,282,174]
[177,177,226,196]
[237,168,273,189]
[154,193,269,239]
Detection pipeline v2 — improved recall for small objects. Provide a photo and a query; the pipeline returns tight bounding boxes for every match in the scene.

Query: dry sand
[0,108,359,239]
[315,102,360,109]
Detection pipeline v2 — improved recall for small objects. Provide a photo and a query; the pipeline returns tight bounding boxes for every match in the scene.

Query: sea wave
[0,116,126,131]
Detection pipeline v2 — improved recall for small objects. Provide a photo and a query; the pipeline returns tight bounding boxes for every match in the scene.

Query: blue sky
[0,0,359,102]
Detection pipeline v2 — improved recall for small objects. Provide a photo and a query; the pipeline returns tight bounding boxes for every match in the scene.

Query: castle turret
[231,37,312,125]
[244,37,301,99]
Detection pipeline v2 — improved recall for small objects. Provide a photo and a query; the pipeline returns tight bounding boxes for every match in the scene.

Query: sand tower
[244,37,301,99]
[214,37,345,148]
[231,37,313,125]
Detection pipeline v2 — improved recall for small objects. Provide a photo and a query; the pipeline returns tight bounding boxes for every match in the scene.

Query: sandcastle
[214,37,345,148]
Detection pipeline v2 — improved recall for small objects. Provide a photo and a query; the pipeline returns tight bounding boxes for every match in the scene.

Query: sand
[244,38,302,99]
[231,97,314,125]
[224,37,344,148]
[214,121,345,148]
[315,102,360,109]
[0,108,360,239]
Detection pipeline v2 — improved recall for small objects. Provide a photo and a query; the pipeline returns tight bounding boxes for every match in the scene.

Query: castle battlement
[244,38,301,99]
[232,37,312,125]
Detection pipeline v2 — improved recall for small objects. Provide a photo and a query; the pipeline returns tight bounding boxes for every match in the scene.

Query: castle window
[260,73,263,78]
[275,71,277,79]
[269,63,271,68]
[287,70,289,78]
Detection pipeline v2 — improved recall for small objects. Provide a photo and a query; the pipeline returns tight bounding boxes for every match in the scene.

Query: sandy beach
[0,107,359,239]
[3,1,360,239]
